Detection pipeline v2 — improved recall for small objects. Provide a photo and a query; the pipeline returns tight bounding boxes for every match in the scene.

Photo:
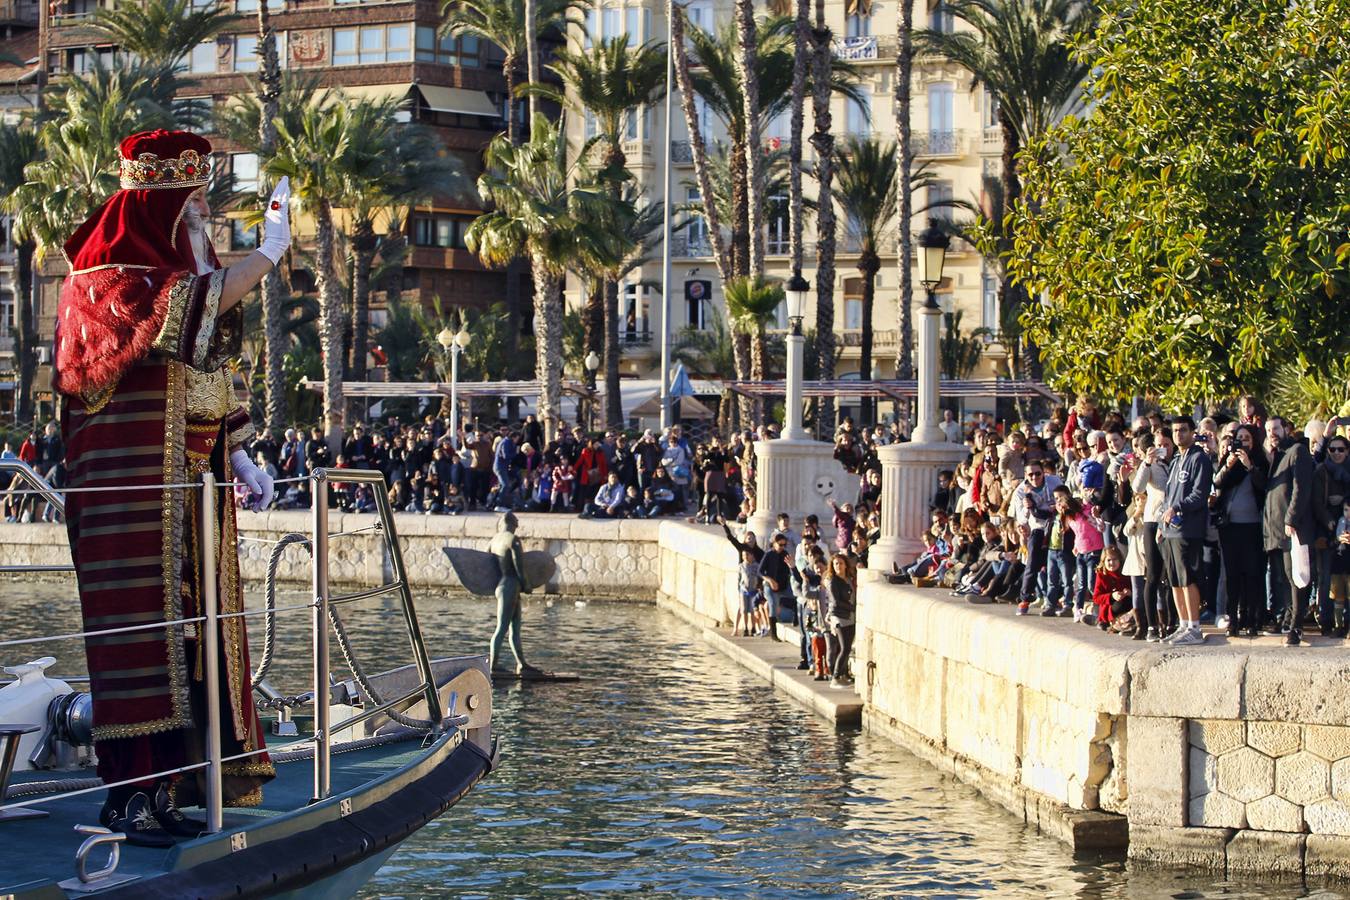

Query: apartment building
[0,0,39,416]
[25,0,529,406]
[562,0,1011,418]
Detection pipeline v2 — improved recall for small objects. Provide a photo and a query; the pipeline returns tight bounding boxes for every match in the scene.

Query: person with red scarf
[55,130,291,846]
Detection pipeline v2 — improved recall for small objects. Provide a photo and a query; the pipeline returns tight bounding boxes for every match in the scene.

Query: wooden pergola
[724,378,1060,403]
[300,379,597,400]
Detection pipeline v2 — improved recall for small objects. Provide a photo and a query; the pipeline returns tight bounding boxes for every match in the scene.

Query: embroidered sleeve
[203,302,243,372]
[226,403,256,452]
[151,269,224,366]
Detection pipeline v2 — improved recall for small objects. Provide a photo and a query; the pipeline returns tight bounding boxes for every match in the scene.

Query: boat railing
[0,466,445,837]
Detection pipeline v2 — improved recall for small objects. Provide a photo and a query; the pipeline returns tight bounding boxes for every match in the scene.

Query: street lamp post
[782,272,811,441]
[439,326,472,449]
[584,351,601,431]
[912,220,951,445]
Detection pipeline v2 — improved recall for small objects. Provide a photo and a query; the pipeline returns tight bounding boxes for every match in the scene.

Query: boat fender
[0,657,72,773]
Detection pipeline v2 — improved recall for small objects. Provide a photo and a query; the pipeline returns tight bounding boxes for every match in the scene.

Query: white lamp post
[912,220,951,444]
[782,272,810,440]
[584,351,601,430]
[439,327,471,448]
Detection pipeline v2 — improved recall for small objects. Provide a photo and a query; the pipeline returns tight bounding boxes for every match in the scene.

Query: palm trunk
[730,137,750,277]
[257,0,286,433]
[788,0,809,277]
[997,110,1037,380]
[14,240,35,423]
[504,52,525,418]
[896,0,915,390]
[314,201,345,438]
[532,255,563,444]
[859,252,879,424]
[604,277,622,428]
[349,220,377,384]
[732,328,753,425]
[734,0,764,279]
[672,6,731,281]
[810,24,837,437]
[584,278,603,424]
[504,52,520,145]
[525,0,540,122]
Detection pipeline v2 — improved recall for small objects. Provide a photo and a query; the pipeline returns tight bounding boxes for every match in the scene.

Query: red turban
[55,130,222,399]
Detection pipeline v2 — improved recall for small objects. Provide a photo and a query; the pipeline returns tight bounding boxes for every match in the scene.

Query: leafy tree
[1005,0,1350,406]
[724,274,785,422]
[919,0,1096,377]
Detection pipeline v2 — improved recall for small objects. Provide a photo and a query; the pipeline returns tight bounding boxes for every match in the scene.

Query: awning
[336,83,414,107]
[416,85,498,117]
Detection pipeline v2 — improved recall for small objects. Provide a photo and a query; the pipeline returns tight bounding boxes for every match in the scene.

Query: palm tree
[268,103,357,436]
[219,73,327,432]
[724,274,784,424]
[834,137,898,426]
[0,125,40,423]
[896,0,916,387]
[733,0,765,278]
[810,12,837,436]
[939,309,992,380]
[787,0,811,282]
[440,0,580,146]
[89,0,236,68]
[544,34,666,421]
[917,0,1095,374]
[441,0,581,411]
[255,0,286,434]
[341,110,461,389]
[466,118,617,444]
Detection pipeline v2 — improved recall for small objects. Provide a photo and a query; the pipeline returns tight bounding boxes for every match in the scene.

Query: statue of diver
[487,513,542,675]
[443,512,559,678]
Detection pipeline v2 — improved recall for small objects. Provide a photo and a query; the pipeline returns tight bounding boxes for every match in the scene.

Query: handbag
[1291,533,1312,588]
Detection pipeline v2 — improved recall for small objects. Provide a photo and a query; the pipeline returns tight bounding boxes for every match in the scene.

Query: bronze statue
[444,513,557,676]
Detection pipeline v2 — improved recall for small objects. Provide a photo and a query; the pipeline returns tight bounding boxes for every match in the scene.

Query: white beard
[187,224,212,275]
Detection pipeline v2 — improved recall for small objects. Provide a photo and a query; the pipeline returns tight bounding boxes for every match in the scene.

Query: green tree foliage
[89,0,236,69]
[939,310,992,380]
[1005,0,1350,407]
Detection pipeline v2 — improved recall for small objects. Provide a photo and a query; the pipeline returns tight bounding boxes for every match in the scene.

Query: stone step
[659,599,862,726]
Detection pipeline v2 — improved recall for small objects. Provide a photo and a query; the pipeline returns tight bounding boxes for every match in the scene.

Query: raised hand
[258,176,292,266]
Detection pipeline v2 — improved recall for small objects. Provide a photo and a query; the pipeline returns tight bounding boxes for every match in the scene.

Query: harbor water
[1,582,1343,898]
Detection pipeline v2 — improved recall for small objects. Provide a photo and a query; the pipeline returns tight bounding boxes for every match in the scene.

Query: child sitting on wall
[1091,544,1132,631]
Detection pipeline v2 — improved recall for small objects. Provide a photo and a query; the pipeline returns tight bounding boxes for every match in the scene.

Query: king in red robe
[55,130,290,845]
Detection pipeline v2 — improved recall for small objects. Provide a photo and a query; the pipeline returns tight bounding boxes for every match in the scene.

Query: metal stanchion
[200,473,224,833]
[311,470,331,802]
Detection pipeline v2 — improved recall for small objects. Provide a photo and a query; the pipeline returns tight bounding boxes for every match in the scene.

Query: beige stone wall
[0,512,662,596]
[656,520,740,627]
[855,573,1350,877]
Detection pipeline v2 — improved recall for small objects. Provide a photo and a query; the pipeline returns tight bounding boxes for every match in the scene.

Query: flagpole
[659,0,675,433]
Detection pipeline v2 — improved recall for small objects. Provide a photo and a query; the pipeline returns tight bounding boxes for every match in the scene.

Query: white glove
[231,448,274,512]
[258,176,291,266]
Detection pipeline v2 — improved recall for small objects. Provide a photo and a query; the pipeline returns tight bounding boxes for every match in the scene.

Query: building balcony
[981,126,1002,153]
[832,35,896,62]
[839,329,898,351]
[670,232,713,259]
[0,0,38,24]
[670,140,694,164]
[911,129,972,158]
[408,246,486,271]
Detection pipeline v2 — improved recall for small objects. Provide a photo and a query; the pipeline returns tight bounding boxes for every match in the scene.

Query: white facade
[562,0,1012,413]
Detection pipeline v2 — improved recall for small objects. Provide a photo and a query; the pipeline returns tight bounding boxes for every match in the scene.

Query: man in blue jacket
[1159,415,1214,645]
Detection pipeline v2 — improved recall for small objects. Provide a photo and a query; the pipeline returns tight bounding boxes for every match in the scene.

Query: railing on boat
[0,462,445,836]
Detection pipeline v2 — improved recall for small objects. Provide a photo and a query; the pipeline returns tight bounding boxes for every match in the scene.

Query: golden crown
[118,149,213,190]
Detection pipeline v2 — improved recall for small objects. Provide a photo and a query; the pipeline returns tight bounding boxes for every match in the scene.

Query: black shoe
[152,782,206,838]
[1227,626,1241,638]
[796,660,810,670]
[1131,627,1148,641]
[100,792,177,848]
[1287,630,1302,647]
[1322,626,1337,638]
[1265,622,1285,635]
[1337,626,1348,639]
[1246,626,1261,638]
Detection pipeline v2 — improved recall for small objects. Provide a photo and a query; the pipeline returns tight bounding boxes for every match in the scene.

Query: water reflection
[0,583,1342,898]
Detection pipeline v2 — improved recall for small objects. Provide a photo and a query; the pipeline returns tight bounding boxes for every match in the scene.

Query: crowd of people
[891,396,1350,648]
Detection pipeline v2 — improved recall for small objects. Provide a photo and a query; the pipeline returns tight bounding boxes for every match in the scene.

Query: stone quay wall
[855,575,1350,878]
[0,512,662,597]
